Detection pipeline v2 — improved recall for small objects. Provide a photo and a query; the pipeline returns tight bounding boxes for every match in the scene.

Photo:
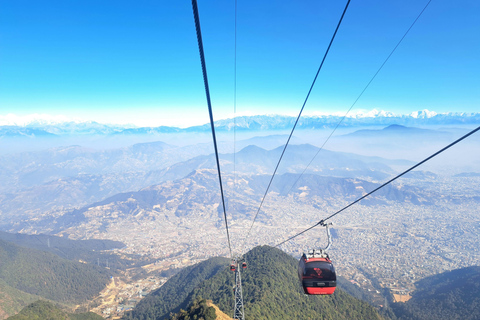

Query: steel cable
[192,0,233,259]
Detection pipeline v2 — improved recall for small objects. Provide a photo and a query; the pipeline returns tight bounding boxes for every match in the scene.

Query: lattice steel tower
[233,262,245,320]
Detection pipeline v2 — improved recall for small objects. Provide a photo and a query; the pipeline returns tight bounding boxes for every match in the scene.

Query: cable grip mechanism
[323,222,333,252]
[307,222,333,259]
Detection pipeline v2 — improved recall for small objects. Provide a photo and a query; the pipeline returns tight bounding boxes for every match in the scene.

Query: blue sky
[1,0,479,127]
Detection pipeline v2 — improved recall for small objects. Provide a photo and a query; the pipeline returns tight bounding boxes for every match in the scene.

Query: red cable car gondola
[230,262,236,272]
[298,222,336,295]
[242,262,247,269]
[298,251,336,295]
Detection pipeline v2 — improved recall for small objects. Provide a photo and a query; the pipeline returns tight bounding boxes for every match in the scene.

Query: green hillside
[392,266,480,320]
[0,231,123,252]
[0,278,41,319]
[168,298,217,320]
[0,231,146,271]
[6,300,103,320]
[124,246,383,320]
[0,239,111,304]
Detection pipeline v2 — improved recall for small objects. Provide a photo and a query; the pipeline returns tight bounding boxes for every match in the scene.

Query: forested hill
[0,239,111,304]
[0,278,40,319]
[168,298,218,320]
[6,300,103,320]
[0,231,123,252]
[124,246,383,320]
[392,266,480,320]
[0,231,141,271]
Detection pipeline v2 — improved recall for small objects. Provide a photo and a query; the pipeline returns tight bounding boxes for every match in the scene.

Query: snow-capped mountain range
[0,110,479,137]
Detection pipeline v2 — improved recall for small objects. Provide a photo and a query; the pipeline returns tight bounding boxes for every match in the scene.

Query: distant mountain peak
[409,109,438,118]
[238,144,267,154]
[383,124,407,130]
[354,108,397,118]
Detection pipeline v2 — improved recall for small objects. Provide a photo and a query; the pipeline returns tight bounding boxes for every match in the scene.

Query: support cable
[192,0,233,258]
[274,125,480,247]
[241,0,352,254]
[283,0,433,197]
[233,0,239,257]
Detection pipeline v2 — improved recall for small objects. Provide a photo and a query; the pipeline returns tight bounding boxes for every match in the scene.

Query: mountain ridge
[1,111,479,137]
[26,170,439,235]
[0,142,416,227]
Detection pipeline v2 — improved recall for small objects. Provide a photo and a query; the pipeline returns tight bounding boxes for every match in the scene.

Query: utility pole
[233,261,245,320]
